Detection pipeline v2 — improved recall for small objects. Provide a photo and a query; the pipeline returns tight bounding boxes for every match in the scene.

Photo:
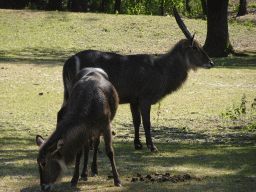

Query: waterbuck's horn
[173,7,193,39]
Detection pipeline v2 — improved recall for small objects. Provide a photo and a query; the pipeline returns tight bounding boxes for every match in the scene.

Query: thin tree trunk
[237,0,248,16]
[114,0,121,13]
[161,0,164,16]
[82,0,88,12]
[70,0,87,12]
[201,0,207,16]
[46,0,62,10]
[102,0,106,12]
[186,0,191,13]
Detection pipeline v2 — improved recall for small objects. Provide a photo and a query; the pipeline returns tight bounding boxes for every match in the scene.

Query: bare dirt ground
[229,0,256,25]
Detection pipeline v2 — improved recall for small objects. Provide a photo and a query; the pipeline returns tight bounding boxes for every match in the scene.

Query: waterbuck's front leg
[70,149,83,187]
[130,103,142,150]
[140,99,158,152]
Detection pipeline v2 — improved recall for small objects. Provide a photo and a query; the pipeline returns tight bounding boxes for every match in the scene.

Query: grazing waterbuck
[36,68,121,191]
[59,8,214,152]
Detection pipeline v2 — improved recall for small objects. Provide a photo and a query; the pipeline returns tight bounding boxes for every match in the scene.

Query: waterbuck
[36,68,121,191]
[60,8,214,152]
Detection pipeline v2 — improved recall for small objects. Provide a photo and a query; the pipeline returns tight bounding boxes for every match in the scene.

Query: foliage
[25,2,38,10]
[249,122,256,129]
[232,3,240,12]
[122,0,149,15]
[0,0,204,16]
[118,0,204,16]
[244,19,255,30]
[229,18,255,31]
[185,0,203,17]
[242,122,256,131]
[220,94,256,130]
[248,3,256,8]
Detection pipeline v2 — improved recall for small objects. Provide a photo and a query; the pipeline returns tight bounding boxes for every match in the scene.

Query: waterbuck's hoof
[91,173,98,177]
[114,182,122,187]
[69,182,77,188]
[41,184,52,191]
[80,176,88,181]
[148,145,159,153]
[135,144,143,150]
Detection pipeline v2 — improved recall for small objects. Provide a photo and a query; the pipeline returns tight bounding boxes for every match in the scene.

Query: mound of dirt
[131,173,198,183]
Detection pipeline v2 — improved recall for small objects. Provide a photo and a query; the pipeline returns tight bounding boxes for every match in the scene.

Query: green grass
[0,9,256,192]
[249,3,256,8]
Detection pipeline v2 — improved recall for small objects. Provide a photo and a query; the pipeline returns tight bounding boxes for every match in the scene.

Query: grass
[0,9,256,192]
[249,3,256,8]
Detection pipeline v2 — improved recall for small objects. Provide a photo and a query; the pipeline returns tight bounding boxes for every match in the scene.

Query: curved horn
[173,7,193,39]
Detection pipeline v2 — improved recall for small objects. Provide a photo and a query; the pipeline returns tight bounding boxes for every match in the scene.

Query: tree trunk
[114,0,121,13]
[67,0,71,10]
[82,0,88,12]
[186,0,191,13]
[73,0,83,12]
[201,0,207,16]
[161,0,164,16]
[68,0,87,12]
[203,0,234,57]
[102,0,106,12]
[46,0,62,10]
[237,0,248,16]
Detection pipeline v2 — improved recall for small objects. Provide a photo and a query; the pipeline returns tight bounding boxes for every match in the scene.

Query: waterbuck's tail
[62,55,81,108]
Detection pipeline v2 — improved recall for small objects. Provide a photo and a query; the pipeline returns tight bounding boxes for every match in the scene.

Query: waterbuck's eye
[189,45,198,51]
[192,46,198,50]
[41,162,46,167]
[39,161,46,170]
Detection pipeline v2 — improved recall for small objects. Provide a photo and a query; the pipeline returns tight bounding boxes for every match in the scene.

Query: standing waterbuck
[59,8,214,152]
[36,68,121,191]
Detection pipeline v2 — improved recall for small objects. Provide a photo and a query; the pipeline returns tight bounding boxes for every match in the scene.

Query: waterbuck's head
[173,7,214,70]
[36,135,67,191]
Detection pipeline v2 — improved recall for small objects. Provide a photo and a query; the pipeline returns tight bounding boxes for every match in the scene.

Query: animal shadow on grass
[0,48,74,65]
[118,123,256,149]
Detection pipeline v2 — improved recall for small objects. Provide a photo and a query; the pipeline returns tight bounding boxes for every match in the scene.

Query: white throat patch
[57,159,68,174]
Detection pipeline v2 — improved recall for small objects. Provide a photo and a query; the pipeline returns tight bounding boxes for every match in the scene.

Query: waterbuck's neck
[153,41,190,94]
[40,118,86,166]
[58,121,86,165]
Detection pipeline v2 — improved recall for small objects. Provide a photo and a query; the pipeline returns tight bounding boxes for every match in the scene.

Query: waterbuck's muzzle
[41,183,53,191]
[204,60,214,69]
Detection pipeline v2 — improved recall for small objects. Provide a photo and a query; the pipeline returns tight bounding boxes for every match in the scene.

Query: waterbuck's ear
[189,34,196,47]
[95,68,109,80]
[51,139,64,159]
[36,135,45,147]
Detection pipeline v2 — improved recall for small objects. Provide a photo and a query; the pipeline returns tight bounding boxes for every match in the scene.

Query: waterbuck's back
[65,50,164,104]
[68,71,118,124]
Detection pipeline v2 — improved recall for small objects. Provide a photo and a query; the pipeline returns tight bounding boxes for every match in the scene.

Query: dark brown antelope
[36,68,121,191]
[59,8,214,152]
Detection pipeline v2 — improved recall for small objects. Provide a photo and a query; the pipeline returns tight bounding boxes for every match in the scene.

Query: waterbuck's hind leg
[70,149,83,187]
[80,140,90,181]
[91,136,100,177]
[103,124,121,187]
[130,103,143,150]
[140,99,158,152]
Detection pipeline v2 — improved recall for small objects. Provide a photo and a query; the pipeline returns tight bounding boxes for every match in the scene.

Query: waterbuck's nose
[204,60,214,69]
[41,184,52,191]
[209,60,214,67]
